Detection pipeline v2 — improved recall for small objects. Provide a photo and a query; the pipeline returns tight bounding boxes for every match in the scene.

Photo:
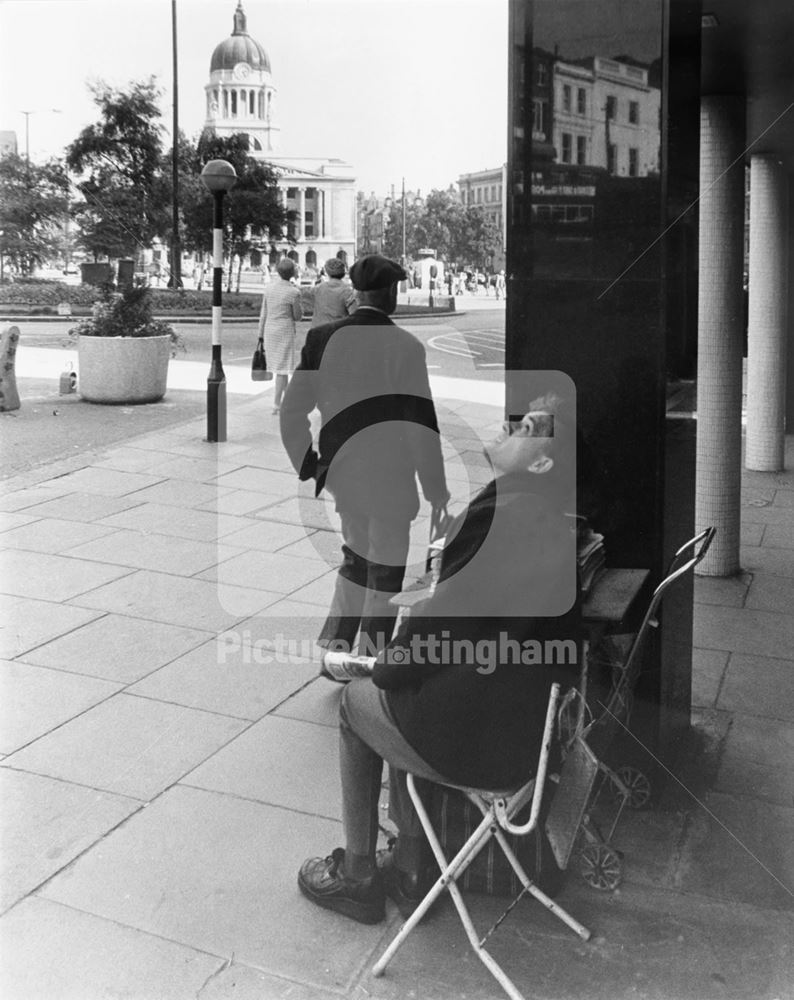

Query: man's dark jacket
[280,309,448,517]
[373,472,580,789]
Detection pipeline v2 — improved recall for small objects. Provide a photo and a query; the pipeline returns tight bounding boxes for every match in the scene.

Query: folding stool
[373,683,592,1000]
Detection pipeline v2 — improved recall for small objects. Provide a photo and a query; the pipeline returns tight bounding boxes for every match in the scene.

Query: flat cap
[349,254,407,291]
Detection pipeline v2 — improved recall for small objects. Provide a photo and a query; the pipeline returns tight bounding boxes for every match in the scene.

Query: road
[14,308,506,380]
[2,309,505,480]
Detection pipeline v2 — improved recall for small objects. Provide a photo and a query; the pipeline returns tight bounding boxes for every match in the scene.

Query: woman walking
[311,257,357,327]
[259,258,303,413]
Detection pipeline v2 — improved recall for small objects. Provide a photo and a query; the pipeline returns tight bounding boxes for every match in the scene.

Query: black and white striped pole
[200,159,237,442]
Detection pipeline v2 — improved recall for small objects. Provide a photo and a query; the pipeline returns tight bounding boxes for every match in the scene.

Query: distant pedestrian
[311,258,357,327]
[259,257,303,414]
[495,270,506,300]
[280,253,449,664]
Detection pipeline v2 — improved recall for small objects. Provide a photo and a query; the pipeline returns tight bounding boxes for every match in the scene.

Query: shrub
[69,284,183,353]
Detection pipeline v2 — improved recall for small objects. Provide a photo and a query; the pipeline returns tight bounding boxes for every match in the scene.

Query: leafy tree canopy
[0,153,70,275]
[66,78,167,259]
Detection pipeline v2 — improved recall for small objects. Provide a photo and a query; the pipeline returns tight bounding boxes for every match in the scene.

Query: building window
[561,132,573,164]
[476,188,482,203]
[606,95,617,120]
[532,98,547,136]
[249,90,255,114]
[535,62,547,86]
[629,100,639,125]
[607,143,618,174]
[577,88,586,115]
[305,210,314,238]
[576,135,587,165]
[628,147,639,176]
[562,84,572,112]
[231,91,237,117]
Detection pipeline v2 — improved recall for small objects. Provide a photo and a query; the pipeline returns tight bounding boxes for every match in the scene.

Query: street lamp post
[20,108,62,164]
[200,159,237,443]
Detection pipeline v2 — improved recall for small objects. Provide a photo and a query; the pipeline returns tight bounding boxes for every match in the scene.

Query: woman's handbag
[251,336,273,381]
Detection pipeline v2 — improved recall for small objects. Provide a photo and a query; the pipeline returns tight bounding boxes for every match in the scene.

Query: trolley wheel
[579,843,622,891]
[610,765,652,810]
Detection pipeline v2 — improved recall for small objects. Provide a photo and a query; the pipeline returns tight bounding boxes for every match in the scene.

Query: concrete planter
[77,335,171,404]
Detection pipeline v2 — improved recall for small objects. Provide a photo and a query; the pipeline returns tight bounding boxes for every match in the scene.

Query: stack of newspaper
[577,525,606,595]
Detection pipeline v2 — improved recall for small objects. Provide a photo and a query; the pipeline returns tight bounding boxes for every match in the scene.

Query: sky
[0,0,509,195]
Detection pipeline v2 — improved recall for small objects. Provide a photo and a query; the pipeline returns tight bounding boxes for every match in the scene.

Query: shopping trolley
[546,526,716,890]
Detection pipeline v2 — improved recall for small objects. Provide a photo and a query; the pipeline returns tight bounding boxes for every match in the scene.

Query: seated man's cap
[349,254,407,291]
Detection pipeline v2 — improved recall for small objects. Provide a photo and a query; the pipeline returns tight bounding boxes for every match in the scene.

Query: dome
[210,2,270,74]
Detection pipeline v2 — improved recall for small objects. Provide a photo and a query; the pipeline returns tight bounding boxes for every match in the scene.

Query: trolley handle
[654,526,716,601]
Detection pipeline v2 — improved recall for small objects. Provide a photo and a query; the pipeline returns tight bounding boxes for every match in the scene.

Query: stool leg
[491,826,591,941]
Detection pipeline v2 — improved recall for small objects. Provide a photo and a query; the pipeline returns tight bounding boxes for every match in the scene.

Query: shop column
[746,154,788,471]
[695,97,746,576]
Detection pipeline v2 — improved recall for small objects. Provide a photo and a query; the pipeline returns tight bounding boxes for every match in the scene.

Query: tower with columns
[204,2,356,270]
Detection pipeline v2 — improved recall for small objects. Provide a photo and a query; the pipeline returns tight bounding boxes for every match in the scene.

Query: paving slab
[48,466,166,497]
[745,571,794,614]
[675,791,794,911]
[693,603,794,658]
[219,518,313,553]
[355,883,794,1000]
[0,516,116,553]
[740,521,765,546]
[0,660,121,755]
[129,635,316,720]
[97,501,246,541]
[762,522,794,547]
[283,570,339,610]
[195,548,331,595]
[717,652,794,720]
[184,714,341,820]
[194,488,286,515]
[690,648,730,708]
[0,897,224,1000]
[273,676,343,729]
[0,549,132,602]
[15,490,143,522]
[0,769,140,912]
[0,485,71,512]
[4,692,247,801]
[115,477,237,510]
[142,454,247,483]
[692,573,751,608]
[0,595,102,660]
[72,568,276,630]
[66,527,245,576]
[39,785,390,993]
[90,444,197,473]
[238,602,327,648]
[253,497,340,531]
[0,511,40,532]
[197,963,341,1000]
[213,465,301,495]
[740,545,794,578]
[716,712,794,807]
[18,613,212,684]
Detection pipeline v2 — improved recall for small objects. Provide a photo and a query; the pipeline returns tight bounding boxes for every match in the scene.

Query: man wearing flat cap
[280,254,450,675]
[311,258,357,328]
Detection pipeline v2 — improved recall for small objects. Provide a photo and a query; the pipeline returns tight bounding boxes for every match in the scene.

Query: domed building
[203,2,356,270]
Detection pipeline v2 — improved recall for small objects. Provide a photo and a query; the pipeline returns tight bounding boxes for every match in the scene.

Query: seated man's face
[484,410,555,476]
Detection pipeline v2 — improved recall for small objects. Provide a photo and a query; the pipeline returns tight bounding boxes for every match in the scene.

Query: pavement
[0,359,792,1000]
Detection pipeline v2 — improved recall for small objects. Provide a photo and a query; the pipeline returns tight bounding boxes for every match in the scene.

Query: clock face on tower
[234,62,251,80]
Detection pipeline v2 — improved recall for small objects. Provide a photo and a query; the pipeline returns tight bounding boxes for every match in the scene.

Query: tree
[0,153,69,276]
[66,78,167,262]
[182,131,288,291]
[382,187,501,269]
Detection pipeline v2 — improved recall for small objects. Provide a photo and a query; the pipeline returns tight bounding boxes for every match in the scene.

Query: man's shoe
[376,846,434,919]
[298,848,385,924]
[319,651,375,684]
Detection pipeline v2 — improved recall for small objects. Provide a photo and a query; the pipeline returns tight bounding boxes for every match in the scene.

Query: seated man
[298,398,581,924]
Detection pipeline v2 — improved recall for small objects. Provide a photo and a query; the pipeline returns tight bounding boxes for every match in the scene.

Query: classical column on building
[298,187,306,241]
[695,97,746,576]
[318,189,325,239]
[746,154,788,471]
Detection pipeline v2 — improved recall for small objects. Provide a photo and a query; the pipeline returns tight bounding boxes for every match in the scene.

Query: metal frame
[373,683,591,1000]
